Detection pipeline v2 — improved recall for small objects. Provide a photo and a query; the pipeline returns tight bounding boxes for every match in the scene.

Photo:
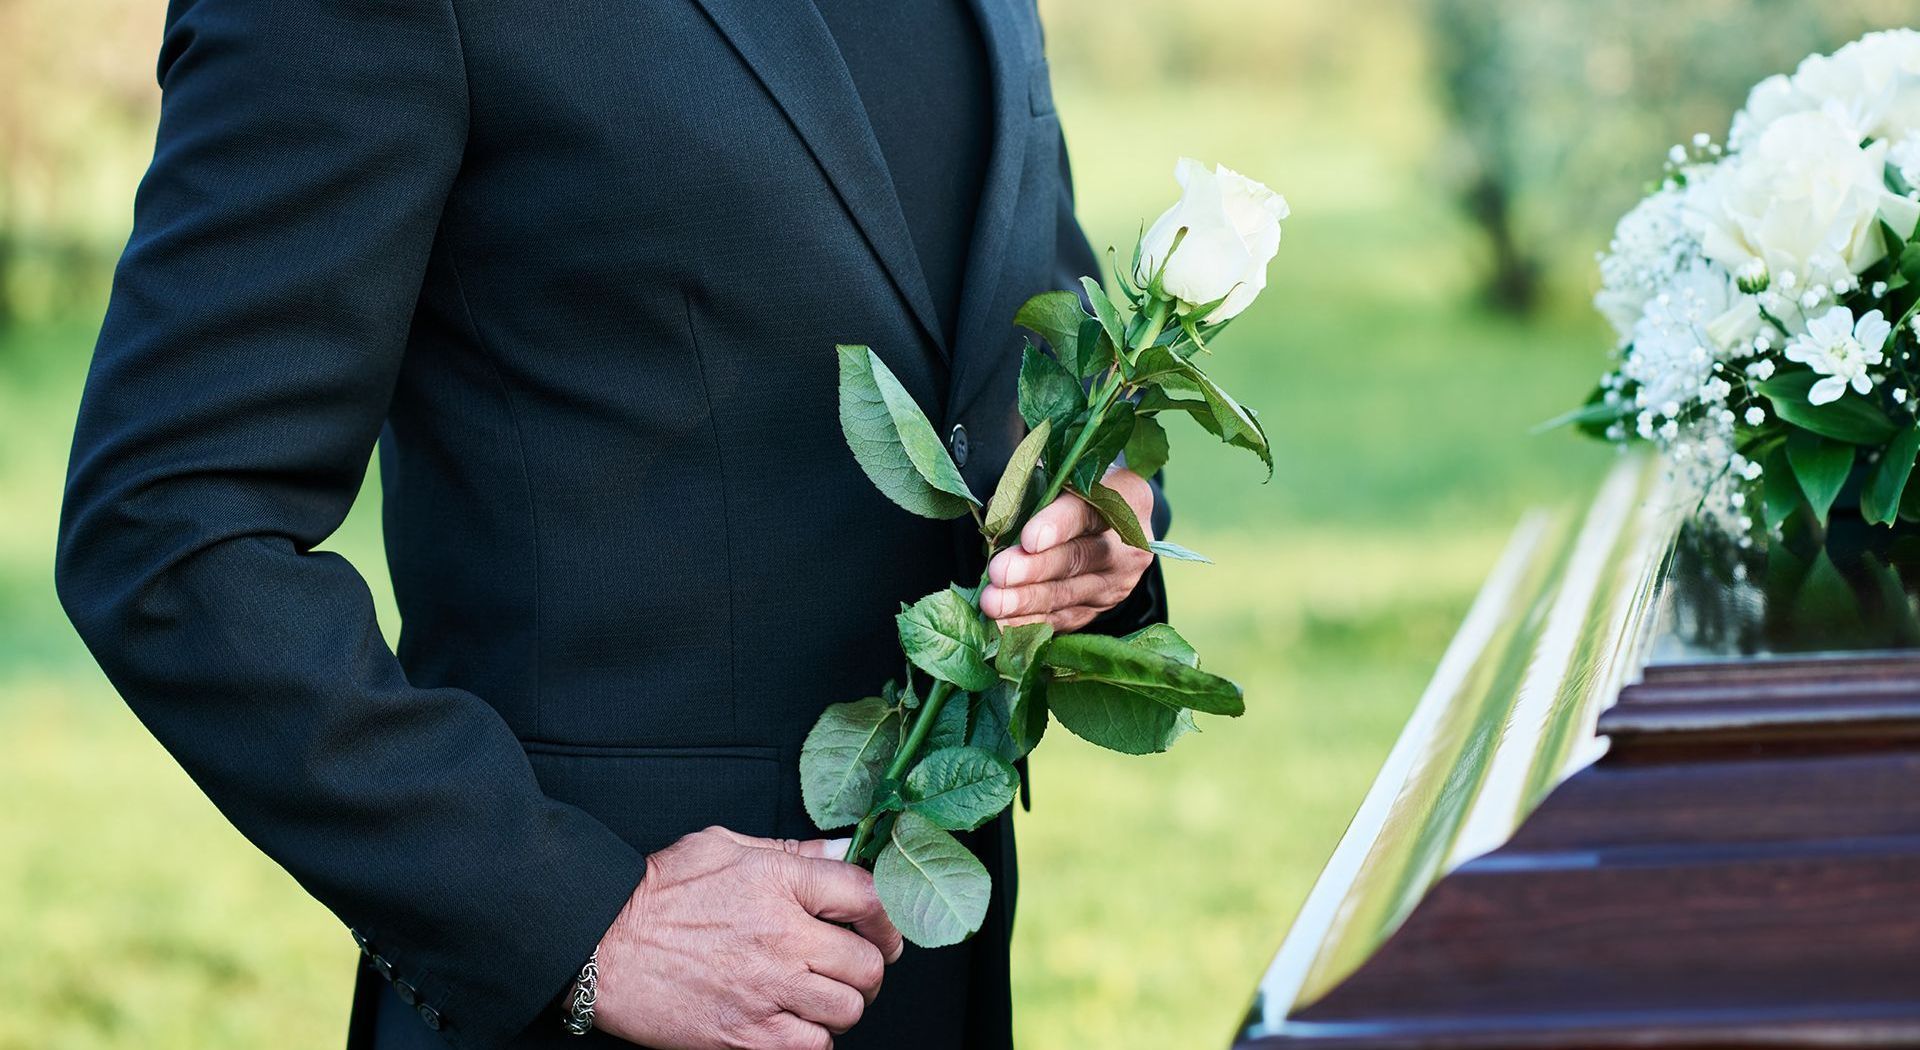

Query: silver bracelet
[562,948,598,1036]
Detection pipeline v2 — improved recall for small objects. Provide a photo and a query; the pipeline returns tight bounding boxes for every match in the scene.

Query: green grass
[0,55,1617,1050]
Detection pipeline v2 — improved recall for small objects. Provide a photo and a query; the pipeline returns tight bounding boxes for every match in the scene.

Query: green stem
[1032,298,1172,512]
[885,680,955,782]
[845,299,1176,867]
[1129,297,1173,358]
[844,678,957,865]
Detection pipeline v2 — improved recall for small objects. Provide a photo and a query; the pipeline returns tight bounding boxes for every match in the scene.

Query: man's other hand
[592,827,903,1049]
[980,467,1155,633]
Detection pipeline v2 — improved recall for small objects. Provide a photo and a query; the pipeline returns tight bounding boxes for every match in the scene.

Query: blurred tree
[1427,0,1537,313]
[0,0,161,328]
[1423,0,1914,314]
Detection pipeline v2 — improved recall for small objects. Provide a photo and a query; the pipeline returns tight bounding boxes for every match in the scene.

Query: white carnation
[1686,110,1920,294]
[1729,30,1920,148]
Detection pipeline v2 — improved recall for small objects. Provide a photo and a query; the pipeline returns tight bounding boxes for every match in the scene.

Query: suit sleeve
[53,0,644,1043]
[1050,129,1170,635]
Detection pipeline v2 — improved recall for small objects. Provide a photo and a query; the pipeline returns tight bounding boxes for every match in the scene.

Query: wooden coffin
[1235,456,1920,1049]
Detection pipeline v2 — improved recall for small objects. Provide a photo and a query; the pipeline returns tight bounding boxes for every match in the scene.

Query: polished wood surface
[1237,461,1920,1049]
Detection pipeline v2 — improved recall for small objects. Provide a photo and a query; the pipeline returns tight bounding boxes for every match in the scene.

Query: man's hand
[980,467,1155,633]
[592,826,903,1049]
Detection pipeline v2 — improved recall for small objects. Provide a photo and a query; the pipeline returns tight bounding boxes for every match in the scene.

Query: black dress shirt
[816,0,994,346]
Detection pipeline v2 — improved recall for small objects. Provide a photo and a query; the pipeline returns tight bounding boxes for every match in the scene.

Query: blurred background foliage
[0,1,1910,1048]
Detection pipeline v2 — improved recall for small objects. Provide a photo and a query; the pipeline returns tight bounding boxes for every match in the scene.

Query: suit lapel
[945,0,1030,418]
[690,0,948,360]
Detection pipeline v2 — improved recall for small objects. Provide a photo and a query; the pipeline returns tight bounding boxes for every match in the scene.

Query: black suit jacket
[56,0,1167,1046]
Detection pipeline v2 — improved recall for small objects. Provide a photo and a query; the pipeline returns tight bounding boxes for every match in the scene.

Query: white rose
[1135,158,1288,323]
[1728,74,1804,152]
[1729,30,1920,148]
[1792,30,1920,143]
[1686,110,1920,292]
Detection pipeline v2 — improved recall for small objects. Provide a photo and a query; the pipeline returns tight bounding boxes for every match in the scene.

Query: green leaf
[965,682,1020,763]
[984,420,1050,539]
[1044,630,1244,716]
[995,622,1053,680]
[1076,316,1117,381]
[1136,359,1273,479]
[873,810,992,948]
[903,746,1019,831]
[1017,342,1085,436]
[799,697,900,830]
[1079,481,1151,551]
[1121,413,1170,479]
[1901,242,1920,285]
[897,588,997,692]
[1148,540,1210,563]
[1007,677,1048,756]
[1760,446,1801,532]
[837,346,977,519]
[1081,277,1126,354]
[926,688,970,752]
[1070,401,1137,492]
[1123,623,1200,667]
[1864,426,1920,526]
[993,622,1052,757]
[1786,428,1855,525]
[1758,372,1898,445]
[1046,679,1185,754]
[1536,385,1624,437]
[1902,467,1920,522]
[1882,217,1911,257]
[1128,345,1199,391]
[1015,291,1091,378]
[1186,364,1266,451]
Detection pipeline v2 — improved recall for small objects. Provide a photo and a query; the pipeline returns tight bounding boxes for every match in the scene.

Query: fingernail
[824,837,851,862]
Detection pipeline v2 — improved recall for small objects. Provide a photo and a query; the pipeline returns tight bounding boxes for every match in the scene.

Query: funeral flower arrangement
[802,159,1286,947]
[1569,29,1920,536]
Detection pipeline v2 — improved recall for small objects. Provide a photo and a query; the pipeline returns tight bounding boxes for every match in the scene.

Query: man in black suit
[56,0,1167,1046]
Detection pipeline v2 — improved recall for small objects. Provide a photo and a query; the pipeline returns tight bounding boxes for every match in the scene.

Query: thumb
[718,828,852,863]
[794,837,852,862]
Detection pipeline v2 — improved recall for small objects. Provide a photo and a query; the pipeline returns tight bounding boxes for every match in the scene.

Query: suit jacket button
[949,423,970,467]
[372,955,394,980]
[350,929,370,954]
[417,1003,443,1030]
[394,979,418,1006]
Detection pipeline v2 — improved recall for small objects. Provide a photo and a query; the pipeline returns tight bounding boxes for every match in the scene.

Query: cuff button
[417,1003,443,1030]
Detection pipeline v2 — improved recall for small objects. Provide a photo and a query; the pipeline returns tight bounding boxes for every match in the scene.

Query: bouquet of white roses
[1567,29,1920,537]
[801,159,1286,948]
